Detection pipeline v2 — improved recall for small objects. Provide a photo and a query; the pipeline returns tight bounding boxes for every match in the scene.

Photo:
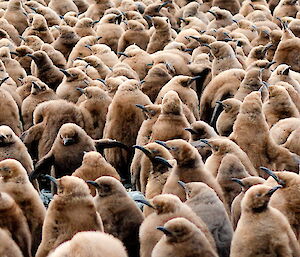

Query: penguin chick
[150,90,190,142]
[179,181,233,257]
[72,151,120,196]
[30,123,127,180]
[231,176,266,230]
[263,84,300,128]
[216,98,241,137]
[203,137,258,177]
[209,41,243,78]
[0,192,32,257]
[22,81,58,130]
[231,184,300,257]
[27,50,64,90]
[0,87,21,136]
[89,176,144,257]
[35,176,103,257]
[48,231,128,257]
[147,17,173,54]
[139,194,216,257]
[0,125,33,174]
[159,139,224,203]
[152,217,218,257]
[77,86,112,139]
[0,229,23,257]
[0,159,46,255]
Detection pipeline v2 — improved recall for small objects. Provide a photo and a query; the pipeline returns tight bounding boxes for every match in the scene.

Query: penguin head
[0,159,28,182]
[152,194,181,215]
[242,184,282,213]
[161,90,183,115]
[93,176,126,197]
[57,176,90,196]
[58,123,84,146]
[157,218,198,243]
[82,151,104,167]
[0,125,16,146]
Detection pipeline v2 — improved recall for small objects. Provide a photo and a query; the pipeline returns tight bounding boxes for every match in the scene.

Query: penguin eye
[256,193,262,197]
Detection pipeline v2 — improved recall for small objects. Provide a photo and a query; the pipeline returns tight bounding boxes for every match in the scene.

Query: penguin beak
[59,69,72,77]
[86,180,100,189]
[26,54,37,60]
[153,156,173,168]
[178,180,187,190]
[135,199,155,209]
[199,139,212,148]
[155,140,171,150]
[92,20,100,25]
[42,175,58,187]
[158,1,170,11]
[202,43,211,49]
[188,35,200,41]
[76,87,85,94]
[133,145,152,157]
[32,81,41,91]
[265,185,283,196]
[63,138,75,146]
[85,45,92,51]
[216,100,225,108]
[117,52,129,57]
[184,128,197,134]
[19,36,26,41]
[207,10,217,18]
[231,178,245,187]
[259,167,285,186]
[179,17,186,23]
[0,77,9,86]
[94,139,128,150]
[282,66,291,76]
[135,104,148,112]
[156,226,173,236]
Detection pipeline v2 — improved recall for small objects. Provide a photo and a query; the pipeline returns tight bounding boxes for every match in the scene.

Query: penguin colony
[1,0,300,256]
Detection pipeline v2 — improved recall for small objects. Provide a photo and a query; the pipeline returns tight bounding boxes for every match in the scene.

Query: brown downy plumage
[152,218,218,257]
[72,151,120,196]
[0,159,46,255]
[231,184,300,257]
[230,91,300,177]
[158,139,225,203]
[35,176,103,257]
[139,194,216,257]
[103,80,151,182]
[179,181,233,257]
[89,176,144,257]
[0,229,23,257]
[48,231,128,257]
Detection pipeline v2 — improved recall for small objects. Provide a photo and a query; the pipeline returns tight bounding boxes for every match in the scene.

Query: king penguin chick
[35,176,103,257]
[230,184,300,257]
[152,217,218,257]
[179,181,233,257]
[88,176,144,257]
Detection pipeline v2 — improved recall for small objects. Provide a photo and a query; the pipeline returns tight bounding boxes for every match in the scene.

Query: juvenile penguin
[0,192,32,257]
[0,125,33,174]
[22,81,58,130]
[72,151,120,196]
[231,176,266,230]
[88,176,144,257]
[178,182,233,257]
[35,176,103,257]
[230,184,300,257]
[48,231,128,257]
[158,139,224,203]
[0,159,46,255]
[150,90,190,142]
[103,80,151,181]
[0,229,23,257]
[139,194,216,257]
[147,17,173,54]
[152,218,218,257]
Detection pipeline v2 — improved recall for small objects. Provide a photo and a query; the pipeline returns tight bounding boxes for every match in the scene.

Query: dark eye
[256,193,262,197]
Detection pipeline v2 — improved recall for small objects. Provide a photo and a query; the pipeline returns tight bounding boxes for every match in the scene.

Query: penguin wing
[29,152,55,181]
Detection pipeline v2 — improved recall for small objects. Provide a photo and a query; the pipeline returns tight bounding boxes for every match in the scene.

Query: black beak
[135,104,148,112]
[155,140,171,150]
[135,199,155,209]
[156,226,173,236]
[259,167,285,186]
[132,145,152,157]
[0,77,9,86]
[32,81,41,91]
[63,138,75,146]
[60,69,72,77]
[200,139,212,148]
[86,180,100,189]
[266,185,282,196]
[184,128,197,134]
[231,178,245,187]
[76,87,85,94]
[178,180,187,190]
[42,175,58,186]
[154,156,173,168]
